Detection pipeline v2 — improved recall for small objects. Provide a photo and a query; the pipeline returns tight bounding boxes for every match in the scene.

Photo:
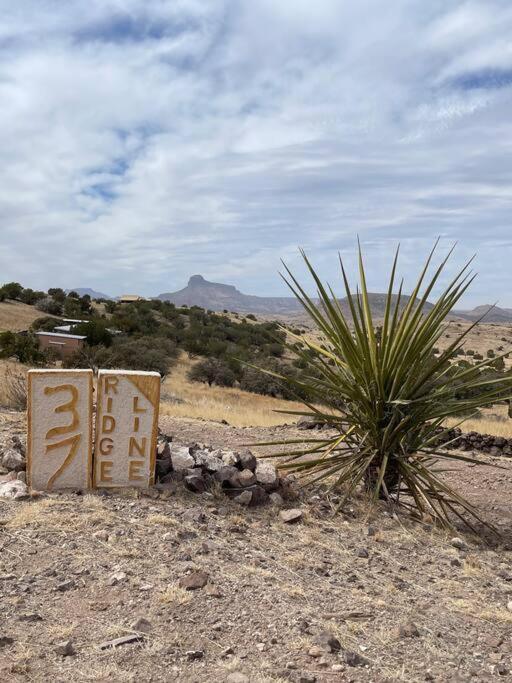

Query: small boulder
[54,640,75,657]
[269,492,284,506]
[170,447,195,472]
[0,480,29,500]
[238,449,257,471]
[450,537,466,550]
[250,485,269,506]
[221,450,239,467]
[131,617,152,633]
[234,490,252,506]
[255,461,278,490]
[2,449,26,472]
[195,450,224,472]
[215,465,238,485]
[314,631,341,653]
[399,621,420,638]
[280,509,303,524]
[237,469,257,487]
[179,570,209,591]
[184,474,206,494]
[156,458,172,478]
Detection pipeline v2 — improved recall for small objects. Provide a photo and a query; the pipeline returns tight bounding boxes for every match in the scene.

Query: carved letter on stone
[27,369,93,490]
[94,370,160,488]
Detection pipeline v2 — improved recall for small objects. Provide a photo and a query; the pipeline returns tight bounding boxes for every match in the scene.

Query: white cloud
[0,0,511,304]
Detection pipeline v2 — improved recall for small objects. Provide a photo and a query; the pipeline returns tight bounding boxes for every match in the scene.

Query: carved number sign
[27,369,93,490]
[94,370,160,488]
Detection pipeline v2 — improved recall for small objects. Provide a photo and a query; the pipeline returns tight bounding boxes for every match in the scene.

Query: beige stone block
[27,369,93,491]
[94,370,160,488]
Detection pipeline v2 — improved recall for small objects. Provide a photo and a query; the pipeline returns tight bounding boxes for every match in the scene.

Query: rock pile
[297,417,512,459]
[435,427,512,457]
[0,429,296,506]
[0,433,29,499]
[155,435,296,506]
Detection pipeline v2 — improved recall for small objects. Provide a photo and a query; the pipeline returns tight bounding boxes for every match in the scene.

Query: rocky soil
[0,410,511,682]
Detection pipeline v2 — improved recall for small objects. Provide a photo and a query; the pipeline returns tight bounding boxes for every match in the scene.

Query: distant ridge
[66,288,113,300]
[158,275,512,321]
[158,275,303,314]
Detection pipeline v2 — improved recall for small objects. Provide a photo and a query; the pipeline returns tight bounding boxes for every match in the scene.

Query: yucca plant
[253,242,512,534]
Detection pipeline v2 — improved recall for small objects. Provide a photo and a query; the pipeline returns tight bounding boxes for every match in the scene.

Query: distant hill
[452,305,512,323]
[157,275,512,322]
[66,288,113,300]
[157,275,438,318]
[158,275,305,314]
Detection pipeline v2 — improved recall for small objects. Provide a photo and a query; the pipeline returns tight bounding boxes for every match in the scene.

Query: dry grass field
[0,300,46,332]
[160,355,304,427]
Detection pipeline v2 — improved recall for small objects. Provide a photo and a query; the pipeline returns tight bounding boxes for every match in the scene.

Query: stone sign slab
[94,370,160,488]
[27,369,93,491]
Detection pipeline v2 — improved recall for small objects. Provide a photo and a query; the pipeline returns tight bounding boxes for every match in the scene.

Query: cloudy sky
[1,1,512,305]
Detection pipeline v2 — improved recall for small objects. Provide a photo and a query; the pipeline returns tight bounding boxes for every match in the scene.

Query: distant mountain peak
[188,274,207,286]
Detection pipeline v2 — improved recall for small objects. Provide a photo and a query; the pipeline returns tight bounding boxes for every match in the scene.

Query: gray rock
[0,636,14,647]
[0,480,29,500]
[157,440,171,459]
[1,449,26,472]
[250,485,269,506]
[184,474,206,493]
[194,450,224,472]
[344,650,369,667]
[18,613,42,622]
[215,465,238,484]
[156,458,172,478]
[280,509,303,523]
[450,537,467,550]
[0,471,17,484]
[108,571,127,586]
[238,449,257,472]
[16,471,26,483]
[131,617,152,633]
[237,469,257,487]
[255,461,278,490]
[56,580,75,592]
[170,447,195,471]
[221,450,239,467]
[357,547,369,558]
[269,492,284,506]
[179,570,209,591]
[314,631,341,653]
[399,621,420,638]
[186,650,204,661]
[54,640,75,657]
[234,490,252,506]
[11,435,26,456]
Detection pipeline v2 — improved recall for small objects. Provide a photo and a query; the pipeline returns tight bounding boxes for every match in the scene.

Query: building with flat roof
[118,294,145,303]
[36,331,86,359]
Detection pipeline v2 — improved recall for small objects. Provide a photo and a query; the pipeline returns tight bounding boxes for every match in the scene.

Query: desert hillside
[1,409,512,682]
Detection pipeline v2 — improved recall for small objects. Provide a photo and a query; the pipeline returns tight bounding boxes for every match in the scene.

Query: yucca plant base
[253,243,512,535]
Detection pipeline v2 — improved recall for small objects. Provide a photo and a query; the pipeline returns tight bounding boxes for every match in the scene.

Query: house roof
[36,331,86,340]
[118,294,144,301]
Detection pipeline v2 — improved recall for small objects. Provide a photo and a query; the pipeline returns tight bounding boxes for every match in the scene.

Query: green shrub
[188,358,236,387]
[254,244,512,534]
[36,297,63,316]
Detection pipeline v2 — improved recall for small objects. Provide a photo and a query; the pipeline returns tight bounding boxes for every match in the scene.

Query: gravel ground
[0,411,511,682]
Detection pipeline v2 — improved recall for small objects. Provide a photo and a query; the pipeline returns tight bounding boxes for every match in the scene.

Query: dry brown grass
[445,404,512,438]
[160,355,304,427]
[0,362,27,410]
[0,300,45,332]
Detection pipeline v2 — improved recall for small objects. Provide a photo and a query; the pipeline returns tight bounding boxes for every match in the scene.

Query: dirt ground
[1,411,511,682]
